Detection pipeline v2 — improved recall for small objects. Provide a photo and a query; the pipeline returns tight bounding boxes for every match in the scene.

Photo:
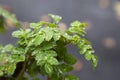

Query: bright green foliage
[45,63,53,75]
[75,38,98,68]
[68,21,87,36]
[64,74,79,80]
[49,14,62,24]
[0,45,25,77]
[0,13,98,80]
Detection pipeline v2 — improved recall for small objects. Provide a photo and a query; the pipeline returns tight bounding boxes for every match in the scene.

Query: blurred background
[0,0,120,80]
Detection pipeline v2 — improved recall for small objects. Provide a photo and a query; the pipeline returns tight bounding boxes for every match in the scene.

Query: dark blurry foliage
[0,6,19,33]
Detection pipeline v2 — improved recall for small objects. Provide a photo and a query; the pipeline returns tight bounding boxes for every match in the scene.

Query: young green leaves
[0,14,98,80]
[67,21,98,68]
[77,38,98,68]
[49,14,62,24]
[68,20,87,36]
[0,45,25,77]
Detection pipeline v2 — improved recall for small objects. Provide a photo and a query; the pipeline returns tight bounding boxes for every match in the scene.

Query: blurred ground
[0,0,120,80]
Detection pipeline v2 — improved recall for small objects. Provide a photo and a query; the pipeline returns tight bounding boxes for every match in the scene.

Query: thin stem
[16,55,30,80]
[47,77,51,80]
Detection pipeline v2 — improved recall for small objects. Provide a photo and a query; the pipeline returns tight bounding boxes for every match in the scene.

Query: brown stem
[47,77,51,80]
[16,55,30,80]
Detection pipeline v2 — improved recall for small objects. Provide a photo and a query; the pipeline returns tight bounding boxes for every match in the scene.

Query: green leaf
[12,54,25,62]
[68,21,86,36]
[64,74,79,80]
[0,53,15,64]
[41,27,54,41]
[39,21,56,27]
[64,54,77,65]
[71,35,80,44]
[12,47,25,55]
[59,64,73,73]
[49,14,62,24]
[33,34,45,46]
[70,21,82,27]
[0,71,4,76]
[62,32,72,40]
[45,50,57,57]
[32,49,40,56]
[0,53,9,65]
[33,50,57,57]
[91,55,98,68]
[30,22,41,29]
[53,32,61,41]
[47,57,59,65]
[7,63,16,75]
[34,50,58,66]
[45,64,53,75]
[1,44,13,53]
[50,65,64,80]
[45,31,53,41]
[12,29,31,38]
[34,51,44,64]
[75,38,98,68]
[85,52,92,60]
[79,45,92,54]
[40,42,56,50]
[0,53,17,76]
[12,30,23,38]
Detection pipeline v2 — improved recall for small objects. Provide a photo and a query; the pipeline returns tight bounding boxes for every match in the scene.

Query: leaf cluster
[0,10,98,80]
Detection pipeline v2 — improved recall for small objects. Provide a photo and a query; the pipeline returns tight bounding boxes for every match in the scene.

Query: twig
[16,55,30,80]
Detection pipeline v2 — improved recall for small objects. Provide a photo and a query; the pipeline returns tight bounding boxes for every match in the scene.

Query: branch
[16,54,30,80]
